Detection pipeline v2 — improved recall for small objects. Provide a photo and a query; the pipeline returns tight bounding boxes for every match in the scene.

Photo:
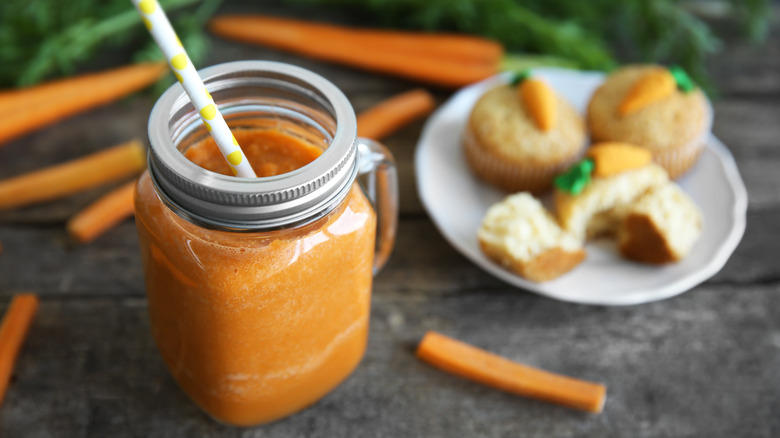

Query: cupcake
[464,72,586,193]
[554,142,669,241]
[587,65,712,179]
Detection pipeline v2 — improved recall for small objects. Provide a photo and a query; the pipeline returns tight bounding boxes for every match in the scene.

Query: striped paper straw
[131,0,257,178]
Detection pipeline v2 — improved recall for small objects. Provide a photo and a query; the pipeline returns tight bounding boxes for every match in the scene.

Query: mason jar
[134,61,398,426]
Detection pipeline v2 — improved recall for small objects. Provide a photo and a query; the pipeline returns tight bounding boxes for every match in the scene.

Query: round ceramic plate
[415,69,747,306]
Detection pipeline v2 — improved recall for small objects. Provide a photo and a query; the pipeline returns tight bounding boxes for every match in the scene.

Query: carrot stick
[0,63,166,145]
[209,16,499,88]
[210,15,503,65]
[416,331,607,413]
[0,294,39,407]
[0,139,146,211]
[66,181,137,244]
[357,89,435,140]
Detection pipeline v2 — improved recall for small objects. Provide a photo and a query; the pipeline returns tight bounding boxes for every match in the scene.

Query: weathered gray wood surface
[1,2,779,437]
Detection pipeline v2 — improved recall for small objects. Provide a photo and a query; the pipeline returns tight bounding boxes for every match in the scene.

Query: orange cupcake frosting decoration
[587,142,653,177]
[618,69,676,116]
[514,76,557,132]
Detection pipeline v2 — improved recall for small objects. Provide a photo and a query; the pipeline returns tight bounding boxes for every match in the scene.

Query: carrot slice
[357,89,435,140]
[0,139,145,211]
[67,181,137,243]
[416,331,607,413]
[209,16,500,88]
[0,63,167,145]
[0,294,39,407]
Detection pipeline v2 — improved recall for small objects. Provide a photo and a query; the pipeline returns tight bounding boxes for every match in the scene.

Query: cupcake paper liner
[653,139,706,180]
[463,126,579,194]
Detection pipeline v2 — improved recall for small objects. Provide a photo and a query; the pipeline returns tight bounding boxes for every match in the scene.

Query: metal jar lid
[147,61,358,230]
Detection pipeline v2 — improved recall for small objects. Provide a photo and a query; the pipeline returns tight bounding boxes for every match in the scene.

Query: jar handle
[356,138,399,275]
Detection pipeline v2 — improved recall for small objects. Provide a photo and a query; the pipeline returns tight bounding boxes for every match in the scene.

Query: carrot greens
[0,0,220,88]
[290,0,770,92]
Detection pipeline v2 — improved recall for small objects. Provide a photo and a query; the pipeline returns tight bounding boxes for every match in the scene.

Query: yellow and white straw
[131,0,257,177]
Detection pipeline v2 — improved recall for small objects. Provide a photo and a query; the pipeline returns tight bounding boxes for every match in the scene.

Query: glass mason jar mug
[134,61,398,426]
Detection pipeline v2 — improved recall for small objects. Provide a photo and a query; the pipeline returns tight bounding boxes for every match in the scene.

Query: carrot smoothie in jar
[135,62,397,426]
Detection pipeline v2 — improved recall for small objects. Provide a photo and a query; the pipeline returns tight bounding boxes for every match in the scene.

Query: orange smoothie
[135,129,376,426]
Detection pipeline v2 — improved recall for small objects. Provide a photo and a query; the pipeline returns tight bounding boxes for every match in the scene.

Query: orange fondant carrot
[0,294,39,407]
[618,68,676,116]
[416,331,606,413]
[357,89,435,140]
[209,15,501,88]
[0,139,145,211]
[0,63,167,145]
[518,78,557,132]
[586,142,653,177]
[67,181,137,244]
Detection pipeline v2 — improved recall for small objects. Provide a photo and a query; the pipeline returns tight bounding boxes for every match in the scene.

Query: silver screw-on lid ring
[147,61,358,230]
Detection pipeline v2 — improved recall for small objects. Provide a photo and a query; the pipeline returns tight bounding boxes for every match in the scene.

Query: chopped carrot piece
[67,181,137,244]
[357,89,435,140]
[0,294,39,407]
[0,139,145,211]
[417,331,606,413]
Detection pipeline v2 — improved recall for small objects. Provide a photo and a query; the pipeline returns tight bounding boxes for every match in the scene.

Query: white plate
[415,69,747,306]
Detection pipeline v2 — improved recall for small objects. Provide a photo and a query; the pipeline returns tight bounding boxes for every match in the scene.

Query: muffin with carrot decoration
[587,65,712,179]
[464,71,586,193]
[553,142,702,263]
[554,142,669,241]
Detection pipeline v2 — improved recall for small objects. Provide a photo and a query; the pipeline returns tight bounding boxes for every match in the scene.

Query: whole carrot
[0,63,166,145]
[0,139,145,211]
[357,89,435,140]
[209,15,500,88]
[67,181,137,244]
[417,331,607,413]
[0,294,39,407]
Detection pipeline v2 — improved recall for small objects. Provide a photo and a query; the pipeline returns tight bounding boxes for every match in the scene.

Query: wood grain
[0,3,778,436]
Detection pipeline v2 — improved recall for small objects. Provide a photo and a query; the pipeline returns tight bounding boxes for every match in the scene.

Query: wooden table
[1,3,778,437]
